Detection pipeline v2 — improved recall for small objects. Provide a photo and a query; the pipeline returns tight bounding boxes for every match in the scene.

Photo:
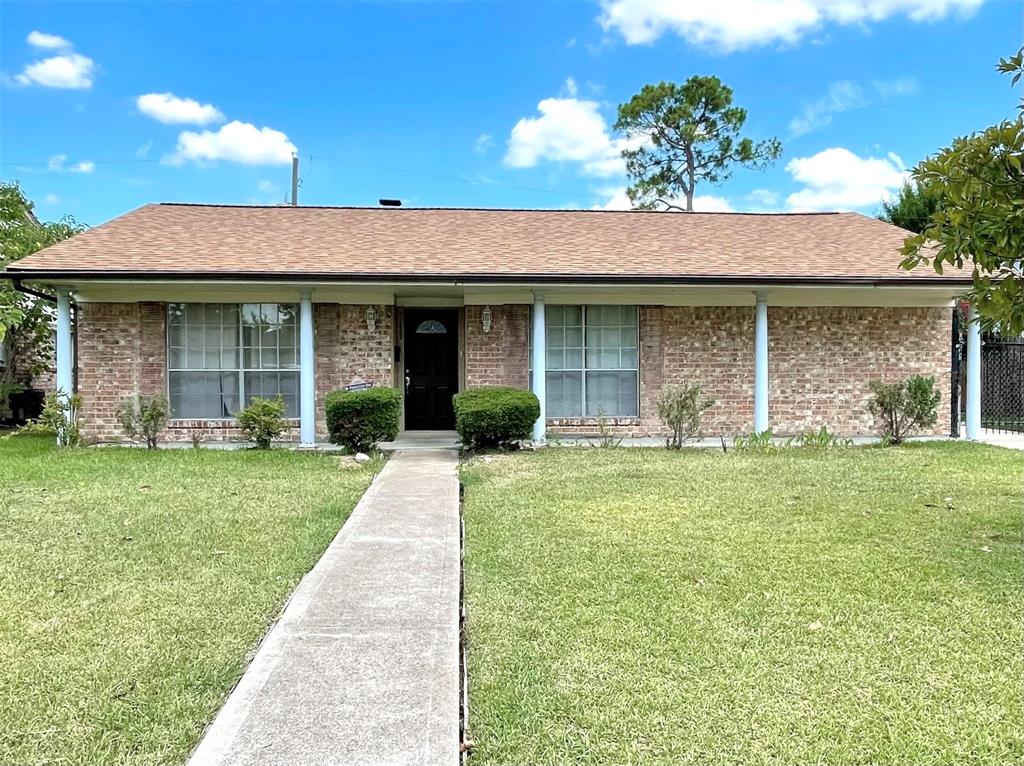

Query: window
[539,305,638,417]
[415,319,447,334]
[167,303,300,419]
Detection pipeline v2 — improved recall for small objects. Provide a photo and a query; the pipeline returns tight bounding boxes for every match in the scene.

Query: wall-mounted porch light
[481,305,494,334]
[365,306,378,332]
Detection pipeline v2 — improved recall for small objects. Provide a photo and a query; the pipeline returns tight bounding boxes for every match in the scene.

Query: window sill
[167,418,301,425]
[546,416,641,424]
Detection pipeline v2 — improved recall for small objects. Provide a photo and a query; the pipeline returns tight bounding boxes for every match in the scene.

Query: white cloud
[137,92,224,125]
[504,82,642,178]
[872,77,917,99]
[135,139,153,158]
[168,120,297,166]
[43,193,60,205]
[27,31,72,50]
[790,81,866,136]
[473,133,493,154]
[785,147,908,211]
[596,186,733,212]
[47,154,95,173]
[599,0,984,51]
[257,179,277,194]
[790,77,917,136]
[15,52,95,88]
[746,188,781,209]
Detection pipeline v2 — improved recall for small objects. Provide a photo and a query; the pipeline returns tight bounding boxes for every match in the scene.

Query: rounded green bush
[453,386,540,449]
[325,387,401,452]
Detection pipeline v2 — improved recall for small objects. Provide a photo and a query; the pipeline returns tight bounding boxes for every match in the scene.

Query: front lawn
[0,436,377,766]
[463,443,1023,765]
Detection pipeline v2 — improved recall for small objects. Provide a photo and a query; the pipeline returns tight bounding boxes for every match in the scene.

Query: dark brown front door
[404,309,459,430]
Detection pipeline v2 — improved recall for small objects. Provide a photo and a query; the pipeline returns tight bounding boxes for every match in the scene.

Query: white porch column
[299,289,315,447]
[754,291,769,433]
[531,292,546,443]
[965,305,981,440]
[55,287,73,397]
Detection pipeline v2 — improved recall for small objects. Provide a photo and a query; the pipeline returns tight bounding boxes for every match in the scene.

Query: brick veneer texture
[463,304,951,438]
[314,304,394,437]
[77,302,395,443]
[464,304,530,389]
[76,301,950,442]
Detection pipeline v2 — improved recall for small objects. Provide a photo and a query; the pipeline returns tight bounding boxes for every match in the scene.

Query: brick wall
[75,301,951,443]
[78,302,143,441]
[314,304,395,436]
[653,306,757,435]
[545,304,950,438]
[77,302,396,444]
[769,306,951,436]
[465,304,530,389]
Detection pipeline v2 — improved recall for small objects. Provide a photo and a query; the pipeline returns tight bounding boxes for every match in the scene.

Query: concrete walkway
[977,428,1024,450]
[188,449,461,766]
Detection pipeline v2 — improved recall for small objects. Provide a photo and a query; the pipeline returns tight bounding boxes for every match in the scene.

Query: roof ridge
[153,202,843,217]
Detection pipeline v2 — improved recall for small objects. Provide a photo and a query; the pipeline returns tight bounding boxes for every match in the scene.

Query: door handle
[405,374,410,392]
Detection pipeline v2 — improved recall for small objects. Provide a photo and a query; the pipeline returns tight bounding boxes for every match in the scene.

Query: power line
[305,153,601,201]
[0,158,160,167]
[0,152,608,203]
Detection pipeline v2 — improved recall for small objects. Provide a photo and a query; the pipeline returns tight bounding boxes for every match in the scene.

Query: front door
[404,309,459,430]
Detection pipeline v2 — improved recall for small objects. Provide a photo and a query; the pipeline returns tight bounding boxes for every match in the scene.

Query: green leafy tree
[0,182,86,402]
[900,47,1024,333]
[878,181,941,234]
[615,76,782,211]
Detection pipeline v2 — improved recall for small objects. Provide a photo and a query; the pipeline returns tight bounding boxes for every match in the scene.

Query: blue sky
[1,0,1021,226]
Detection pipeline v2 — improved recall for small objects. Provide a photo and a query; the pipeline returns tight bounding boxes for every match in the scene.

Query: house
[4,202,982,444]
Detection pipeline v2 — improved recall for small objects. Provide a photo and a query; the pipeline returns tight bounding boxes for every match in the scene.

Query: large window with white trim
[542,305,639,418]
[167,303,300,419]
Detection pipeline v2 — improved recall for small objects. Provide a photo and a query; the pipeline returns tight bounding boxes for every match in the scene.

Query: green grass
[0,436,377,766]
[462,443,1024,765]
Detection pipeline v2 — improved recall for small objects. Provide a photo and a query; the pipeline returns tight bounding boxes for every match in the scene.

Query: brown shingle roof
[7,203,967,284]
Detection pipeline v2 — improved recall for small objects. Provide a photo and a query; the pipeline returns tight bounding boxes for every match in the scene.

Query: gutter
[0,269,975,288]
[10,279,58,305]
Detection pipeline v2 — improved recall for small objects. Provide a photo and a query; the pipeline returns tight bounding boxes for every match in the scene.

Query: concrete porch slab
[380,431,460,451]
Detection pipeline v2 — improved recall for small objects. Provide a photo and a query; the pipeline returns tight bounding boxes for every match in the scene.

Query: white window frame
[532,304,640,418]
[166,303,301,420]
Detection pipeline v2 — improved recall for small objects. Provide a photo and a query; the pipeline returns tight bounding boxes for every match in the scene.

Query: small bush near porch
[0,436,377,765]
[462,444,1023,765]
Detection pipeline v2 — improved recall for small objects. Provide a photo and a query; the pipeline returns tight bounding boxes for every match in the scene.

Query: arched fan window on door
[415,320,447,334]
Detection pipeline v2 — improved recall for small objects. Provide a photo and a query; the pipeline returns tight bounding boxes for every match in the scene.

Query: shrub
[325,387,401,452]
[454,387,540,449]
[19,389,82,446]
[867,375,941,445]
[117,393,169,449]
[656,383,715,449]
[237,396,288,449]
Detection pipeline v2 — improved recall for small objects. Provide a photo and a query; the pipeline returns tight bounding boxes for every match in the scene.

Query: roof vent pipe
[379,199,402,207]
